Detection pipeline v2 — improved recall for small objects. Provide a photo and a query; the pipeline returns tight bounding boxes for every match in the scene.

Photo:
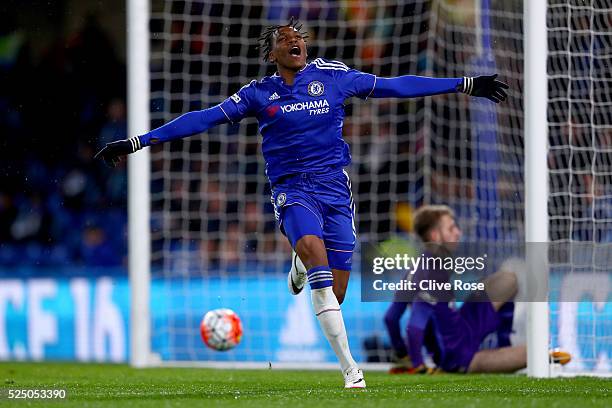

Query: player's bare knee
[509,272,518,297]
[486,270,519,304]
[498,270,518,298]
[295,235,327,269]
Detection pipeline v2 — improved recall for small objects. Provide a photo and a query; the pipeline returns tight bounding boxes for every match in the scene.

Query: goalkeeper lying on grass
[96,18,508,388]
[384,205,570,374]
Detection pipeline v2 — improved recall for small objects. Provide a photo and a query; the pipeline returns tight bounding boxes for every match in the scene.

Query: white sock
[311,286,357,372]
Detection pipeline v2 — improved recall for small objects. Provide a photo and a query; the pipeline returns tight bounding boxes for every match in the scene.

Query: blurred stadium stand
[0,1,127,269]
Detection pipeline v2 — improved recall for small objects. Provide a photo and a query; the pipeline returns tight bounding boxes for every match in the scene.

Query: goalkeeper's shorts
[435,300,500,372]
[271,168,355,271]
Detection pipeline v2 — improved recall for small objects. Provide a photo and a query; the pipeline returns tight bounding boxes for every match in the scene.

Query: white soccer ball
[200,308,243,351]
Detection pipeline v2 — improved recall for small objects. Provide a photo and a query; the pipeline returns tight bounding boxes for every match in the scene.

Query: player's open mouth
[289,46,301,57]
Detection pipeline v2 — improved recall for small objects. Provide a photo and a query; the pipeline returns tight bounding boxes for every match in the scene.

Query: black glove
[460,74,509,103]
[94,137,142,167]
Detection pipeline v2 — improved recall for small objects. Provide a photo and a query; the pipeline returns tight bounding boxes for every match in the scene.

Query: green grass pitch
[0,362,610,407]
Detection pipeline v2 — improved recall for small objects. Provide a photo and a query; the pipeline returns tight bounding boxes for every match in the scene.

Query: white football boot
[343,367,366,389]
[287,251,307,295]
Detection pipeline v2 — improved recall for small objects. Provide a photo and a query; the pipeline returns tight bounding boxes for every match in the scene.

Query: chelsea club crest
[276,193,287,207]
[307,81,325,97]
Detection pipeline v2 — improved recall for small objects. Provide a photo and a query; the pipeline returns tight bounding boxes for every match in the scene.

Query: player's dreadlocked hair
[258,17,309,62]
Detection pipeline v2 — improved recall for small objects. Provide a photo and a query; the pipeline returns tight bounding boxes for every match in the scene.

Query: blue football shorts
[271,169,356,271]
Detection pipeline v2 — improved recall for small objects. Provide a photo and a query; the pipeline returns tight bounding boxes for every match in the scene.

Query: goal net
[138,0,611,373]
[547,0,611,374]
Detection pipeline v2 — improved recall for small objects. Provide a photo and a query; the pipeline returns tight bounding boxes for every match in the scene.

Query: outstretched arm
[371,74,509,103]
[95,105,229,167]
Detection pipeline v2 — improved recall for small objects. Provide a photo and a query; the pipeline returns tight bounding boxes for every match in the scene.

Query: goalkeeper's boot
[287,250,307,295]
[389,355,413,374]
[407,364,430,374]
[550,349,571,365]
[343,367,366,389]
[427,366,445,375]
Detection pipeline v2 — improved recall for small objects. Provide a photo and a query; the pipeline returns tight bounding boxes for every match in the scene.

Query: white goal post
[524,0,551,378]
[127,0,152,368]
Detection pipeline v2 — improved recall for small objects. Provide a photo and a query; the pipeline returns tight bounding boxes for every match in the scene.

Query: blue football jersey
[219,58,376,185]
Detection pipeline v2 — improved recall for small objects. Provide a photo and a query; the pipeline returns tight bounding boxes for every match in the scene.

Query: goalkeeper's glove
[459,74,509,103]
[94,137,143,167]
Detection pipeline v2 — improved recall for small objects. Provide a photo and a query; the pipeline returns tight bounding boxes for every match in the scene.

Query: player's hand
[94,137,142,167]
[460,74,509,103]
